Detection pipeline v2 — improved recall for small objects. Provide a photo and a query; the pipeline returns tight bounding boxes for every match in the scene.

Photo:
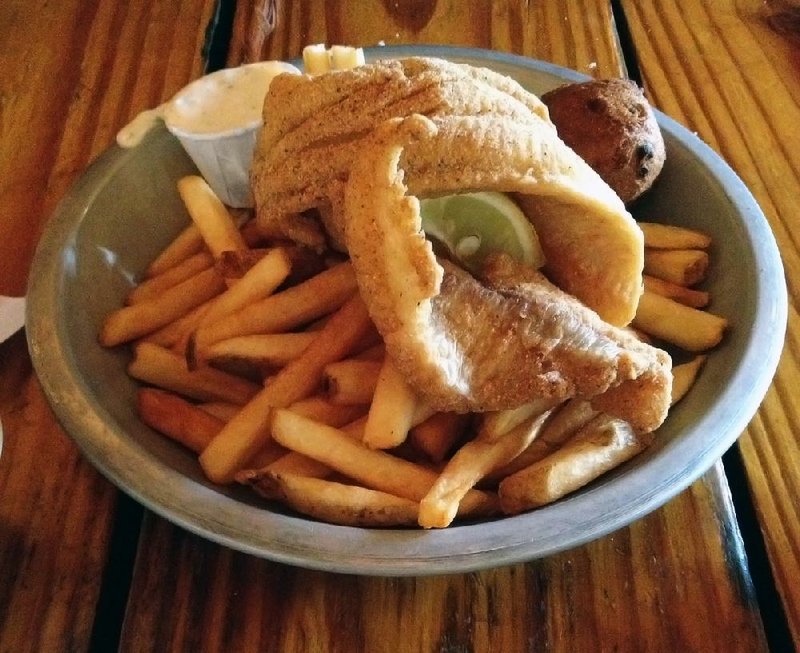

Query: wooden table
[1,1,797,650]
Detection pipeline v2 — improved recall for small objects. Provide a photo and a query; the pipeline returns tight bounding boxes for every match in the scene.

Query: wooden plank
[620,0,800,646]
[121,464,765,653]
[119,2,768,651]
[228,0,623,78]
[0,0,215,651]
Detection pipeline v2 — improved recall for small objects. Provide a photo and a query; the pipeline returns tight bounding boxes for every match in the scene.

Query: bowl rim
[26,44,787,576]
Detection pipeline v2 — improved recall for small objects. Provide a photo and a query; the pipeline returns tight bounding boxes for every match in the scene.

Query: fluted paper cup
[166,122,259,208]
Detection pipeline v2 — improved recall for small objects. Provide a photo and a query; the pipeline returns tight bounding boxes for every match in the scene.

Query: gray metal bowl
[26,46,787,575]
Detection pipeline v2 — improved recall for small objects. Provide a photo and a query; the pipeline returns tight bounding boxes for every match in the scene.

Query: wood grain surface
[115,3,771,651]
[0,0,215,651]
[120,465,766,653]
[1,0,793,650]
[621,0,800,647]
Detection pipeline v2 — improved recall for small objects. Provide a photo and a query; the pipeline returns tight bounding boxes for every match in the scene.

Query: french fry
[145,223,205,278]
[330,45,366,70]
[199,248,291,327]
[638,222,711,250]
[477,397,558,442]
[177,176,247,257]
[643,275,709,308]
[100,267,225,346]
[633,290,727,352]
[192,261,358,355]
[137,389,284,468]
[362,358,418,449]
[643,248,708,286]
[499,415,644,513]
[419,411,551,527]
[287,396,366,427]
[215,248,269,280]
[303,43,331,74]
[216,245,324,286]
[199,294,374,483]
[128,342,260,405]
[205,333,315,370]
[141,300,212,350]
[489,399,598,481]
[128,251,214,305]
[271,410,498,518]
[260,409,373,480]
[671,355,707,405]
[137,388,224,453]
[409,412,470,463]
[244,472,419,527]
[323,359,382,405]
[198,401,240,422]
[539,399,599,448]
[258,453,332,480]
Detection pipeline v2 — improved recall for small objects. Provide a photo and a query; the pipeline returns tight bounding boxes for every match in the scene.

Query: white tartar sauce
[116,61,300,147]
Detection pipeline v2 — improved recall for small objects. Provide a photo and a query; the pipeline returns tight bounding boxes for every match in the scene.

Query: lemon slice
[420,192,545,275]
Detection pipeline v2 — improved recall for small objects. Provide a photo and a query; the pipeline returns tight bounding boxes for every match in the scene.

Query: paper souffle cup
[165,121,260,208]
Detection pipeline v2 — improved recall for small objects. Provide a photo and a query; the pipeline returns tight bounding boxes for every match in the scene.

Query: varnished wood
[0,0,791,649]
[117,3,770,652]
[0,0,215,651]
[228,0,624,78]
[621,0,800,646]
[120,464,765,653]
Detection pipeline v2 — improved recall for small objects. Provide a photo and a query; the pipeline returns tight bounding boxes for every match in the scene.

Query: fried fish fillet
[252,57,551,251]
[343,115,670,433]
[347,113,645,326]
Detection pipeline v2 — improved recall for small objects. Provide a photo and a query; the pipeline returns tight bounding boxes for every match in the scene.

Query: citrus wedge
[420,192,545,275]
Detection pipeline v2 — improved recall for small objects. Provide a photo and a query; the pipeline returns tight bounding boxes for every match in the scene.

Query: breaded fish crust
[343,115,670,433]
[252,57,551,251]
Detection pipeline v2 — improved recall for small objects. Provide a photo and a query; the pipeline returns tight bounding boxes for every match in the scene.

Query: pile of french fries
[99,174,726,528]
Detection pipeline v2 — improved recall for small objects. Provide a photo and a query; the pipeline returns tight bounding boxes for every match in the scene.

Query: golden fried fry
[488,399,598,480]
[362,357,418,449]
[214,248,270,280]
[142,300,213,349]
[643,248,708,286]
[671,355,707,405]
[409,412,470,463]
[137,389,284,468]
[137,388,224,453]
[192,261,358,355]
[128,251,214,305]
[177,176,247,257]
[633,290,727,352]
[477,397,557,442]
[288,396,366,427]
[199,294,374,483]
[205,333,315,371]
[258,453,332,480]
[100,267,225,347]
[643,275,709,308]
[198,247,292,329]
[243,471,419,527]
[128,342,260,405]
[145,223,205,278]
[198,401,240,422]
[419,410,551,528]
[323,359,382,405]
[499,414,644,513]
[638,222,711,250]
[271,409,498,518]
